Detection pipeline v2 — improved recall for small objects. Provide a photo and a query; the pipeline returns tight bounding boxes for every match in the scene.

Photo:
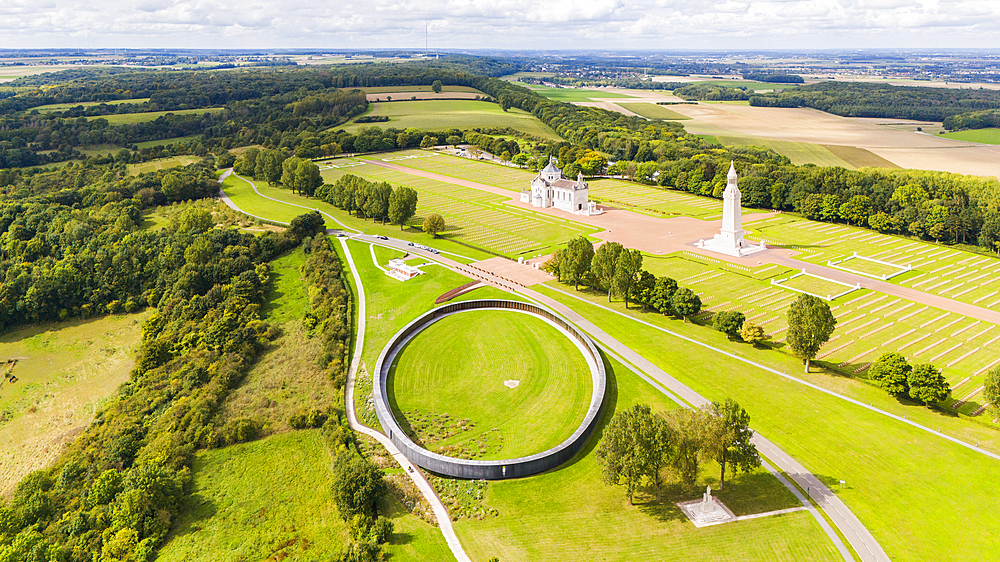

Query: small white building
[520,161,602,216]
[386,258,424,281]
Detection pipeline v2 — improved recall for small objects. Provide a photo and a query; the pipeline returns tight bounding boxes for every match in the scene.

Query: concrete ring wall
[372,299,607,480]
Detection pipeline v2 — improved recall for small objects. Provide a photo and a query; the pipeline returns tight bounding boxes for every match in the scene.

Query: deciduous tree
[422,213,445,237]
[590,242,624,301]
[713,311,745,340]
[739,322,766,346]
[560,236,594,290]
[705,399,760,491]
[907,363,950,407]
[869,352,911,395]
[671,287,701,322]
[786,294,837,373]
[612,249,643,308]
[984,367,1000,420]
[387,186,418,230]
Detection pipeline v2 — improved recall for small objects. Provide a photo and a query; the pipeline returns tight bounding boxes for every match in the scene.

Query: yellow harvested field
[666,102,1000,178]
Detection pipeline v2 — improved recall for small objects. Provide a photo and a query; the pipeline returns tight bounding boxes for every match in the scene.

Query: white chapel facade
[520,160,602,216]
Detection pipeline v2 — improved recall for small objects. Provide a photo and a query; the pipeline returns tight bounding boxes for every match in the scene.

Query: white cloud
[0,0,998,49]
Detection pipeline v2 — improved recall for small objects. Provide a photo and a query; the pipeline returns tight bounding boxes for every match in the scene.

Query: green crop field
[616,102,691,120]
[339,100,562,141]
[717,136,856,168]
[821,144,901,168]
[534,282,1000,562]
[89,107,224,125]
[389,310,591,460]
[0,313,146,493]
[320,160,599,256]
[587,178,725,220]
[135,134,203,149]
[128,155,201,175]
[24,98,151,113]
[155,430,449,562]
[940,128,1000,145]
[529,87,637,102]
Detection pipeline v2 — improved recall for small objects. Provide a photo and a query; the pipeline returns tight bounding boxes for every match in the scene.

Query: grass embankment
[617,103,691,120]
[0,313,146,494]
[339,100,561,141]
[940,128,1000,145]
[533,281,1000,562]
[389,310,591,460]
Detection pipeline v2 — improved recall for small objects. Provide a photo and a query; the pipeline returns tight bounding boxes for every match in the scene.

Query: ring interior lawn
[387,309,592,461]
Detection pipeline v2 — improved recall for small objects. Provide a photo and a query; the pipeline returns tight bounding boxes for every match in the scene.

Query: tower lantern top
[728,161,737,182]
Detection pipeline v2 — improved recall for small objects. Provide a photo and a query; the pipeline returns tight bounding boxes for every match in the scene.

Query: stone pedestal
[677,488,736,527]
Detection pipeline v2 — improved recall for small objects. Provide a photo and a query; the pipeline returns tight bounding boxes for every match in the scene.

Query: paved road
[337,236,471,562]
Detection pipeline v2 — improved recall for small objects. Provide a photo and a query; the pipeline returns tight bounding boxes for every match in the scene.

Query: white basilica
[520,160,602,216]
[696,162,767,257]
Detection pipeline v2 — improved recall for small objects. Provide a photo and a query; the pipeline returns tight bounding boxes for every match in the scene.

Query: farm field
[641,249,999,417]
[455,353,842,562]
[135,134,203,149]
[389,310,591,460]
[663,102,1000,177]
[939,128,1000,145]
[339,238,843,561]
[320,158,599,257]
[716,135,857,168]
[90,107,224,125]
[689,80,802,91]
[220,172,496,262]
[534,282,1000,562]
[339,100,562,141]
[0,312,146,494]
[616,102,691,120]
[155,430,449,562]
[527,86,638,102]
[128,155,201,175]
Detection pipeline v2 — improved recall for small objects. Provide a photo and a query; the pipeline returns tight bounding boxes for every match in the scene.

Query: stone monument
[678,484,736,527]
[696,162,767,257]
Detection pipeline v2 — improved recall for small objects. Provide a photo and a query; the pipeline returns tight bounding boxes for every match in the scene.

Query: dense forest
[748,81,1000,122]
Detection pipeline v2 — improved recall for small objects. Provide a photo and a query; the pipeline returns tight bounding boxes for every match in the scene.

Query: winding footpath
[337,236,472,562]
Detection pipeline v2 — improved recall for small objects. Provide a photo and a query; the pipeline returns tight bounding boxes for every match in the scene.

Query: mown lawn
[339,100,561,141]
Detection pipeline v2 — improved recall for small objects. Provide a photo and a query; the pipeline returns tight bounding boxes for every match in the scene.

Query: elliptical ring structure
[372,299,607,480]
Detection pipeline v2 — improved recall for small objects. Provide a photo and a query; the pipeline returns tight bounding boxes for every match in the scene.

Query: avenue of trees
[596,400,760,503]
[316,173,418,227]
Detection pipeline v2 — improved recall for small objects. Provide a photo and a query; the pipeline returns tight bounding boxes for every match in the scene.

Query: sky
[2,0,1000,50]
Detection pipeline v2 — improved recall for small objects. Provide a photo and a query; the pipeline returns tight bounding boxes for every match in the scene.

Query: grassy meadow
[939,128,1000,145]
[587,178,725,220]
[135,134,204,149]
[91,107,224,125]
[340,100,561,141]
[0,313,146,494]
[532,282,1000,562]
[527,86,637,102]
[353,148,537,192]
[128,155,202,175]
[389,310,591,460]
